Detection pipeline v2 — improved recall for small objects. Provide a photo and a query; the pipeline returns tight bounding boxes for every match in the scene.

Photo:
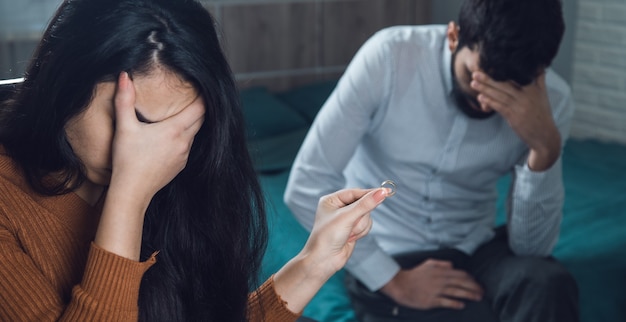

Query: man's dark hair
[458,0,565,86]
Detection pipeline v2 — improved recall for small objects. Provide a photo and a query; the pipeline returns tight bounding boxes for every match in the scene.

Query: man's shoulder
[542,69,576,127]
[545,69,573,107]
[368,24,447,50]
[545,69,571,95]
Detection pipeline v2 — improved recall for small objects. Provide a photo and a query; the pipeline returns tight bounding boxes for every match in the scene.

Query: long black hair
[0,0,268,320]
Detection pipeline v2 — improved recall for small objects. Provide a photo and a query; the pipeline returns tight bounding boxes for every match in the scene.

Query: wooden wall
[0,0,433,90]
[203,0,432,91]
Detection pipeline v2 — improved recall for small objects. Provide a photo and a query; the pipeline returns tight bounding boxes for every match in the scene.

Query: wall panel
[0,0,433,92]
[209,0,432,91]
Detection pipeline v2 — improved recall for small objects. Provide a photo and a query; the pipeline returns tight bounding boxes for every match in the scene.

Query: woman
[0,0,388,321]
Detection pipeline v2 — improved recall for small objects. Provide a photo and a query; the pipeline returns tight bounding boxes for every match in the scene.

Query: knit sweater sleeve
[247,275,301,322]
[63,243,157,321]
[0,235,155,321]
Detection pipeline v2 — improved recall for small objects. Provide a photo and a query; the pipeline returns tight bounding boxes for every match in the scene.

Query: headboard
[0,78,22,102]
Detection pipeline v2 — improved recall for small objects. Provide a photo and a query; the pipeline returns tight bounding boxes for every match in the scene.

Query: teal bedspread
[243,82,626,322]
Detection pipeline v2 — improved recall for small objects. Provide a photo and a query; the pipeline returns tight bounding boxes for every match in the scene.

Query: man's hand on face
[470,71,561,171]
[380,259,483,310]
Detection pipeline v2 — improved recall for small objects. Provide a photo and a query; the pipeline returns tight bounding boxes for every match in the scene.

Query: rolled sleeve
[508,158,564,256]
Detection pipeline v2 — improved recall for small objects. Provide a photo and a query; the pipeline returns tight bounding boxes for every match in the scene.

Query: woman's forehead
[131,71,198,122]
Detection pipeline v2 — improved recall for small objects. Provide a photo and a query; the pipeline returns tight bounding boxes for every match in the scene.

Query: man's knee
[507,257,578,298]
[518,257,578,293]
[493,257,580,322]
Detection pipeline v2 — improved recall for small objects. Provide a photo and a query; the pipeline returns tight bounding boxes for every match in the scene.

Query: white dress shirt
[284,25,575,291]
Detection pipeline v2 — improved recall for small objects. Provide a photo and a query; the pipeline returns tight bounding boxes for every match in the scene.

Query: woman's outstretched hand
[304,188,388,275]
[273,188,389,314]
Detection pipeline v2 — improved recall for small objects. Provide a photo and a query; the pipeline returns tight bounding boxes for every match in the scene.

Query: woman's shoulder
[0,147,30,194]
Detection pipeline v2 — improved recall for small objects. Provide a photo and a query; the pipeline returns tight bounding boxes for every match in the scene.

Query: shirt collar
[442,37,453,94]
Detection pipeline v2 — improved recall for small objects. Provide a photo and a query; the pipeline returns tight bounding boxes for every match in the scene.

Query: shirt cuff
[347,248,400,291]
[514,157,562,201]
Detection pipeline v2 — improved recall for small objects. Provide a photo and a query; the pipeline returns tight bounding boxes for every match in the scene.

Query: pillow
[276,80,338,123]
[240,86,309,139]
[247,127,309,173]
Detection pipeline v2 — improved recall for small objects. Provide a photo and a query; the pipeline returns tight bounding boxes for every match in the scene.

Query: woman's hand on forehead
[109,71,204,200]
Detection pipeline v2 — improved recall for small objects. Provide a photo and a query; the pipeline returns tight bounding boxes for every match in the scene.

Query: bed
[242,80,626,322]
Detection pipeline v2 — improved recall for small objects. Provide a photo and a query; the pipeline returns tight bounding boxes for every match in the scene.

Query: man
[283,0,579,321]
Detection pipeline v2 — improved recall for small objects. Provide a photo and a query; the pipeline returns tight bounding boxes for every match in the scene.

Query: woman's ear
[447,21,460,52]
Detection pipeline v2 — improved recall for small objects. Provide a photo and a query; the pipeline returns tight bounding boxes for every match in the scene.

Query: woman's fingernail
[373,188,388,203]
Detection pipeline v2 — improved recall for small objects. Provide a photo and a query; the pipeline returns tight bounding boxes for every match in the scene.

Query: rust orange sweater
[0,151,299,321]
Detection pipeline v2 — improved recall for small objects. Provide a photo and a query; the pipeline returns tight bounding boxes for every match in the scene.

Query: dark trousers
[345,227,579,322]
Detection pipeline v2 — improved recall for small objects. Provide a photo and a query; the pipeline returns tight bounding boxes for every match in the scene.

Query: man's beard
[450,53,496,120]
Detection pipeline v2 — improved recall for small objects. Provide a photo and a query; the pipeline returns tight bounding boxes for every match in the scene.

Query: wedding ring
[380,180,397,196]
